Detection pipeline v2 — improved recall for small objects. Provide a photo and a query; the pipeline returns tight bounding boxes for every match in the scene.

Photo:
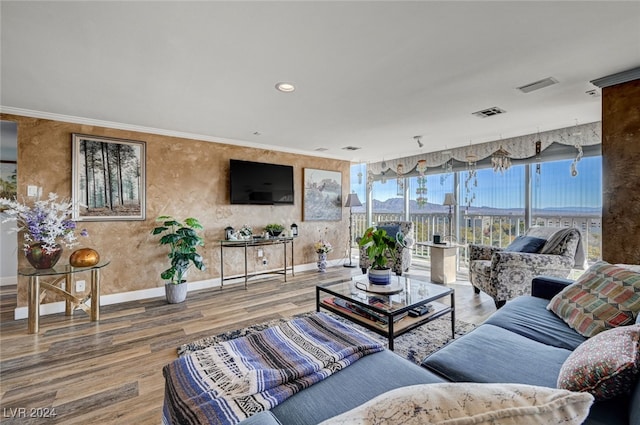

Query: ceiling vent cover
[472,107,506,118]
[342,146,361,151]
[517,77,559,93]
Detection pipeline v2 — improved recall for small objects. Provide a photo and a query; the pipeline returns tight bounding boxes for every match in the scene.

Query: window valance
[367,121,601,180]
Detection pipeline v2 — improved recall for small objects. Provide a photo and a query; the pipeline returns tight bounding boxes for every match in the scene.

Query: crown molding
[591,67,640,88]
[0,106,344,161]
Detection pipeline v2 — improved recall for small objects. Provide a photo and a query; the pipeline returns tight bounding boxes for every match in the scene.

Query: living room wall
[1,113,351,309]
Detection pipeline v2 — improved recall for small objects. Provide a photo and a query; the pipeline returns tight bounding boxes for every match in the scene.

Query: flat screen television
[229,159,294,205]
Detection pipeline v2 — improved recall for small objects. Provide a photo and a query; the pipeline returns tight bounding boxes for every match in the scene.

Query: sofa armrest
[531,276,574,300]
[469,244,502,261]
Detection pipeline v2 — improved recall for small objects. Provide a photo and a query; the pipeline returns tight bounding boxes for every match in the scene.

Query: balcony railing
[350,212,602,267]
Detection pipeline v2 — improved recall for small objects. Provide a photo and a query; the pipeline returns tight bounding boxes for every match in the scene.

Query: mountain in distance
[353,198,600,216]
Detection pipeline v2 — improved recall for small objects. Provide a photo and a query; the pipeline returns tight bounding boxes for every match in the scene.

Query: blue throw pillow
[378,225,400,239]
[504,236,547,253]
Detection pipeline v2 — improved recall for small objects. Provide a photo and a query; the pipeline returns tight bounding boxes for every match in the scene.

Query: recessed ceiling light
[275,82,296,93]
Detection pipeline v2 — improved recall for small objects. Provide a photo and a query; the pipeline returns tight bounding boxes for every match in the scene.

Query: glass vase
[25,243,63,269]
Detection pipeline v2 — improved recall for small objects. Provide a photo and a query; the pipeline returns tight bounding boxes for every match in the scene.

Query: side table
[220,237,294,289]
[418,242,459,284]
[18,260,110,334]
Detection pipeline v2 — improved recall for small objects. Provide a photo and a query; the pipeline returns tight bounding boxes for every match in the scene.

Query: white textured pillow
[319,383,593,425]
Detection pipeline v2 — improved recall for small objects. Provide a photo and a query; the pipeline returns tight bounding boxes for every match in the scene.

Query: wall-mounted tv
[230,159,294,205]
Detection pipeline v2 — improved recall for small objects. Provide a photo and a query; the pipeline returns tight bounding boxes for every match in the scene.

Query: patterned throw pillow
[319,383,594,425]
[558,324,640,400]
[547,261,640,337]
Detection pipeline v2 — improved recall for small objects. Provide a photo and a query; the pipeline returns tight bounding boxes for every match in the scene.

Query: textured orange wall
[601,79,640,264]
[2,114,351,307]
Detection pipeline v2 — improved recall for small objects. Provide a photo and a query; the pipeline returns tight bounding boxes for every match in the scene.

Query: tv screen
[230,159,294,205]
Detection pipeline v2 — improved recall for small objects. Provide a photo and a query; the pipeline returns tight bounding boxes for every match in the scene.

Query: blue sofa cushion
[240,411,282,425]
[504,235,547,253]
[630,377,640,425]
[485,296,587,351]
[271,350,445,425]
[422,324,571,388]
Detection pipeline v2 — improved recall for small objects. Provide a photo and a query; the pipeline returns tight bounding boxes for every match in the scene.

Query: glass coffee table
[316,275,454,350]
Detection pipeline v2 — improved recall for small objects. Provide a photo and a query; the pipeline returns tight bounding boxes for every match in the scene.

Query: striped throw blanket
[162,312,384,425]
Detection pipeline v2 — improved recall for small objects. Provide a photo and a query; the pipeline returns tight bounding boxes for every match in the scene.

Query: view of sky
[350,156,602,210]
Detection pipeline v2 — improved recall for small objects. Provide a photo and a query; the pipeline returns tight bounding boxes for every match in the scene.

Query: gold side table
[18,260,110,334]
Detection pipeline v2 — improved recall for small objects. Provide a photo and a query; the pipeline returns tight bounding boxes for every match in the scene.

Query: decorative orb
[69,248,100,267]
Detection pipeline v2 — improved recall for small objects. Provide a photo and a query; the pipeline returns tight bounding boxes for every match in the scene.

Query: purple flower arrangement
[0,192,87,253]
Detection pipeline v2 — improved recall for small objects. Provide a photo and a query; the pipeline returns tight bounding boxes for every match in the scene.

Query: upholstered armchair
[359,221,414,276]
[469,226,585,309]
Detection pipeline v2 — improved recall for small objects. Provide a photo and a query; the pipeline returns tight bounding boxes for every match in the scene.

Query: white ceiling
[1,1,639,163]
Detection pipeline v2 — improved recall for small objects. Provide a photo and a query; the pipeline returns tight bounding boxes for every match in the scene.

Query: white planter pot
[368,268,391,285]
[165,281,188,304]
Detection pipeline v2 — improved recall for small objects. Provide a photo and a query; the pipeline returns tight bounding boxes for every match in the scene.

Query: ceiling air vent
[342,146,361,151]
[472,107,506,118]
[517,77,558,93]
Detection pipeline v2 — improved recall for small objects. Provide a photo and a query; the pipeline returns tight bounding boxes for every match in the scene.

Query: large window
[532,156,602,262]
[351,153,603,264]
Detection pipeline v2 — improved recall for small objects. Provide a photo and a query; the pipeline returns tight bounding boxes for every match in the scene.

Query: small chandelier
[491,146,512,173]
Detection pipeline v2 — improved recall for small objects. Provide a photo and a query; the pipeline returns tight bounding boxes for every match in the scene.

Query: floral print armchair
[359,221,414,276]
[469,226,584,309]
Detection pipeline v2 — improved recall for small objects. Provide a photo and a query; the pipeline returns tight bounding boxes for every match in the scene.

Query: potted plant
[264,223,284,237]
[151,215,205,303]
[358,226,397,284]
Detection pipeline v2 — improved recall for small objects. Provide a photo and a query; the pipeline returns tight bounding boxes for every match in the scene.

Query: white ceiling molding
[0,106,346,161]
[591,67,640,88]
[367,121,601,178]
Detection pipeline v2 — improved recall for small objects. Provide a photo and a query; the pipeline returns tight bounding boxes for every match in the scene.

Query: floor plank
[0,262,496,424]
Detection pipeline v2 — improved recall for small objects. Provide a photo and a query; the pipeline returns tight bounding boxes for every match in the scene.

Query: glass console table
[220,237,294,289]
[18,261,110,334]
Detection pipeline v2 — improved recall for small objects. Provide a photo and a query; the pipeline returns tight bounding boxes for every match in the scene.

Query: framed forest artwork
[72,134,146,221]
[0,160,17,200]
[303,168,342,221]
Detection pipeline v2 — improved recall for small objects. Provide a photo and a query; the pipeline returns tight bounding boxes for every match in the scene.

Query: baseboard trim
[13,263,319,320]
[14,277,221,320]
[0,276,17,286]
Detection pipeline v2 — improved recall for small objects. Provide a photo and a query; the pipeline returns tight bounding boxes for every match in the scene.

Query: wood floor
[0,264,496,424]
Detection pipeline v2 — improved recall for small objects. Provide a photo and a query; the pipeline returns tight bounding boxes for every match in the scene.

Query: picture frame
[0,160,17,201]
[72,134,146,221]
[303,168,342,221]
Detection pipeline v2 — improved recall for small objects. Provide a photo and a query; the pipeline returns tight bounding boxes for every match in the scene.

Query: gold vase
[69,248,100,267]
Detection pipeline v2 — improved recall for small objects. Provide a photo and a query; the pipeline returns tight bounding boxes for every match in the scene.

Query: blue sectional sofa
[422,275,639,425]
[240,275,638,425]
[164,270,639,425]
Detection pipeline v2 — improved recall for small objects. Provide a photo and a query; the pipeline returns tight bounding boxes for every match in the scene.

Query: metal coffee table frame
[316,275,454,350]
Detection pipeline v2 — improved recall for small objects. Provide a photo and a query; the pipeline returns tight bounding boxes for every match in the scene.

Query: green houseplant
[151,215,205,303]
[264,223,284,237]
[358,226,397,284]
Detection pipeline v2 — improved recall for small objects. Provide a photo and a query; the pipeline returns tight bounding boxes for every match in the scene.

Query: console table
[220,237,294,289]
[18,260,110,334]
